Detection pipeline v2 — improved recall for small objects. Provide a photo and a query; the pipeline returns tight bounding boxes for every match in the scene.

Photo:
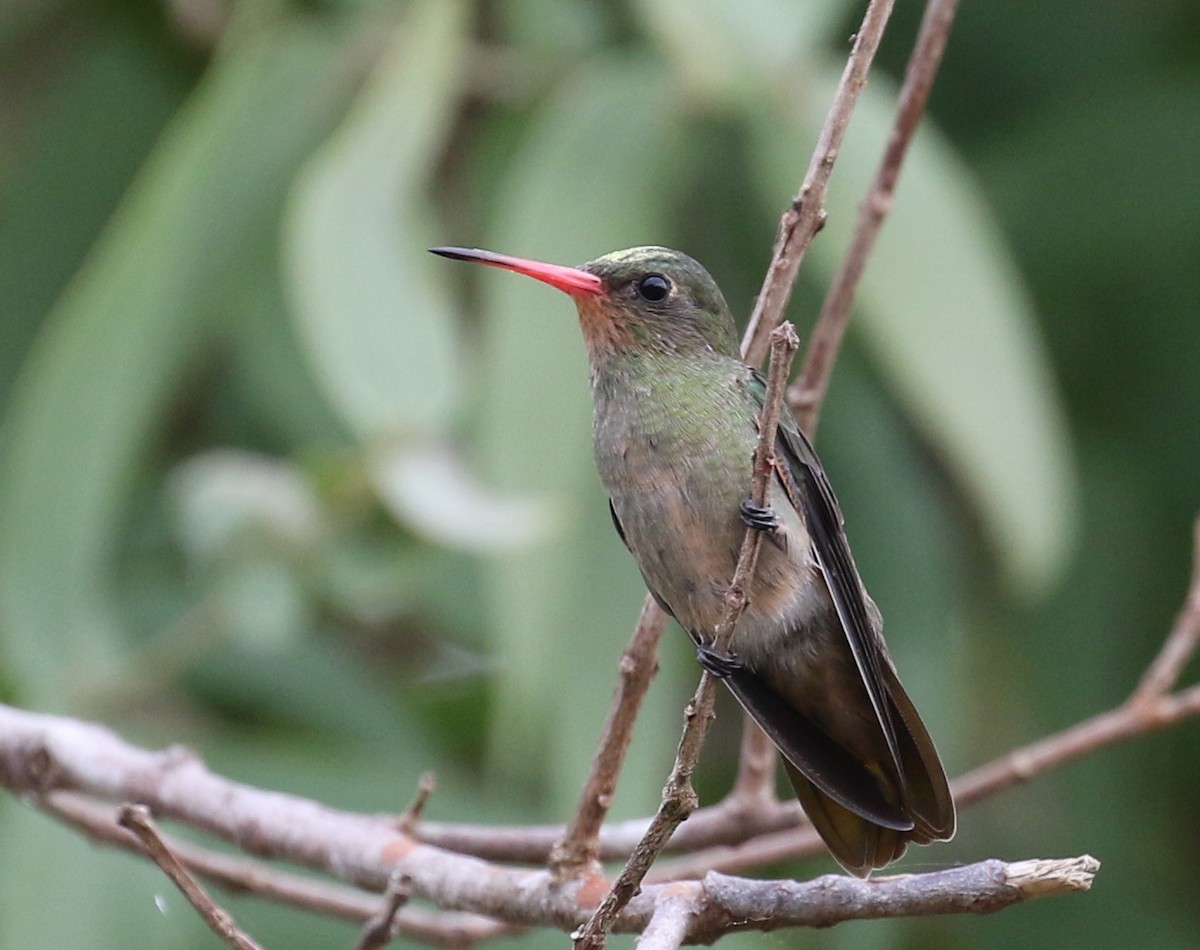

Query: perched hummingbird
[431,245,954,875]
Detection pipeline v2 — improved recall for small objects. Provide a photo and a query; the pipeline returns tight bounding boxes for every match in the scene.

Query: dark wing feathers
[721,667,913,831]
[749,371,905,782]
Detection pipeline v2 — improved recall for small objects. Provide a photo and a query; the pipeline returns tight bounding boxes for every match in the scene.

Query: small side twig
[117,803,266,950]
[355,869,416,950]
[44,791,512,946]
[729,714,779,806]
[572,325,800,950]
[955,513,1200,807]
[789,0,961,435]
[397,772,437,834]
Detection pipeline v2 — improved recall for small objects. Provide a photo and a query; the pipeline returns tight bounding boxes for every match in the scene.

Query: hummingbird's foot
[740,498,780,532]
[696,643,743,678]
[740,499,786,550]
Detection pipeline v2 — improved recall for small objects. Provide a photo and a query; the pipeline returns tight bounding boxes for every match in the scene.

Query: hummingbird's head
[429,245,740,362]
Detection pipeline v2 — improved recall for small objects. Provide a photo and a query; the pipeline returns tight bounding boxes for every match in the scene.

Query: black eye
[636,274,671,303]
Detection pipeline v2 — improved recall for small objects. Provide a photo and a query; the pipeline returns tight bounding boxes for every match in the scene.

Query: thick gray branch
[0,702,1096,943]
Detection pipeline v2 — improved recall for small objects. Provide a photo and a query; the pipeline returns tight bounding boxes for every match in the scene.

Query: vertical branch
[789,0,961,435]
[730,0,901,807]
[740,0,898,368]
[573,326,800,950]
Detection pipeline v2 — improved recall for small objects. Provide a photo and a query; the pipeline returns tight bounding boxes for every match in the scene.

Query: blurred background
[1,0,1198,947]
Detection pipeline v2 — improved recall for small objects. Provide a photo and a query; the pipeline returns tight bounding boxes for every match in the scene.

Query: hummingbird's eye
[635,274,672,303]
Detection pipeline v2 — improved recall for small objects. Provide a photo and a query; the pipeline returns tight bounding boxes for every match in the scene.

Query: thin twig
[953,682,1200,807]
[397,772,437,834]
[729,715,779,805]
[418,796,802,863]
[550,598,667,877]
[356,869,416,950]
[117,803,267,950]
[740,0,897,368]
[788,0,961,435]
[1128,517,1200,707]
[44,792,513,946]
[572,325,800,950]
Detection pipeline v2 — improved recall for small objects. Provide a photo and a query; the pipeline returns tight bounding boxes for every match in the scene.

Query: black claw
[696,643,743,678]
[740,498,780,533]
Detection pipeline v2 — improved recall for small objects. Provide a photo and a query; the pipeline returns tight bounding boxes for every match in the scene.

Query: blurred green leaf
[370,441,556,551]
[635,0,843,100]
[283,0,469,442]
[0,7,379,706]
[0,22,191,407]
[170,449,323,562]
[750,69,1078,595]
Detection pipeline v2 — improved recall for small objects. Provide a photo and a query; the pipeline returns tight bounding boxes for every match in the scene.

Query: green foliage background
[1,0,1198,947]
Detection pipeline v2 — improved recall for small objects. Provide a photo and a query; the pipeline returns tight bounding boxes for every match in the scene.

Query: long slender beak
[429,246,604,297]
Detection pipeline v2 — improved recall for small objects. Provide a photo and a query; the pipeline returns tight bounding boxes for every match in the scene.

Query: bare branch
[550,598,668,877]
[118,803,267,950]
[572,325,800,950]
[789,0,961,435]
[0,704,1104,942]
[729,716,779,806]
[740,0,897,367]
[356,869,415,950]
[397,772,437,835]
[44,791,513,946]
[418,797,803,864]
[953,682,1200,808]
[1128,517,1200,707]
[693,856,1098,937]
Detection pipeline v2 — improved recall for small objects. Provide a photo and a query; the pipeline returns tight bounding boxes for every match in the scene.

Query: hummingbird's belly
[607,468,830,654]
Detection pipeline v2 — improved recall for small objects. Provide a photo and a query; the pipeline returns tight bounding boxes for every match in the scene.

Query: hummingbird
[430,244,955,875]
